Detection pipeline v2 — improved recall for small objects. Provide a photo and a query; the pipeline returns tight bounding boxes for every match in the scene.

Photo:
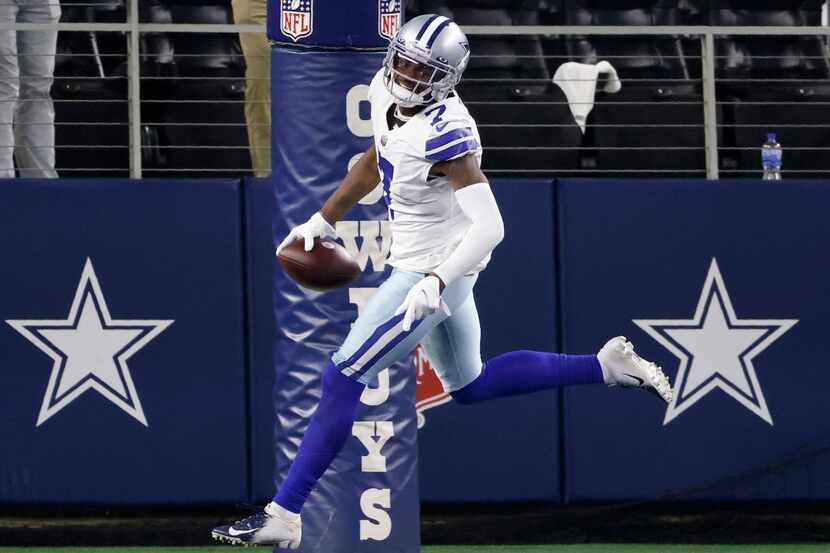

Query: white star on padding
[6,259,173,426]
[634,258,797,426]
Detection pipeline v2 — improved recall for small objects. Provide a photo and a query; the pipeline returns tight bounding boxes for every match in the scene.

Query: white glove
[276,212,336,254]
[394,275,451,332]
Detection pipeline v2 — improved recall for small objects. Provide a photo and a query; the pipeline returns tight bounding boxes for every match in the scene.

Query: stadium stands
[53,0,129,176]
[414,0,582,174]
[705,0,830,176]
[53,0,251,177]
[145,2,250,177]
[561,0,705,175]
[49,0,830,177]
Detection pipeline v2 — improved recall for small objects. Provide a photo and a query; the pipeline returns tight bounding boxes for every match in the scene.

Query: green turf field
[3,546,830,553]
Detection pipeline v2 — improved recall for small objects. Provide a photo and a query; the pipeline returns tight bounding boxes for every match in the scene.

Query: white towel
[552,61,622,134]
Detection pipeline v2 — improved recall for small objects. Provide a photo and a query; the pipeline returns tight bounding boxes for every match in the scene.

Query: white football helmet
[383,14,470,108]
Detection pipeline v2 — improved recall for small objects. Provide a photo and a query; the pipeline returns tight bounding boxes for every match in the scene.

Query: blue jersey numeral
[377,153,395,220]
[425,104,448,132]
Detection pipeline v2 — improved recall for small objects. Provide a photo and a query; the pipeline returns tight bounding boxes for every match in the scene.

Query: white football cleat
[598,336,673,404]
[211,501,302,548]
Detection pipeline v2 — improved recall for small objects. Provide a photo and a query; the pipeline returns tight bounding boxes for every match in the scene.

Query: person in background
[232,0,271,177]
[0,0,61,178]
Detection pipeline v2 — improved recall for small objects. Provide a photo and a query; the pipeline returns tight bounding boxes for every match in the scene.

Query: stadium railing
[0,1,265,179]
[1,6,828,179]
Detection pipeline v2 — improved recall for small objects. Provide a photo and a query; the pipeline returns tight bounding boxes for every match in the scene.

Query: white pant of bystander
[0,0,60,178]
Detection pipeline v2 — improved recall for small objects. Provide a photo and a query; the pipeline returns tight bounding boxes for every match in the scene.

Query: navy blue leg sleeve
[274,362,364,513]
[451,350,603,405]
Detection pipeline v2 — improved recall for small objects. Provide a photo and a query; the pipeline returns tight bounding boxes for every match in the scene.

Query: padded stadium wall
[1,178,829,510]
[267,1,420,552]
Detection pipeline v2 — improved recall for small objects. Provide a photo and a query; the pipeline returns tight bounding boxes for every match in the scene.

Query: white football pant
[0,0,60,178]
[333,268,484,392]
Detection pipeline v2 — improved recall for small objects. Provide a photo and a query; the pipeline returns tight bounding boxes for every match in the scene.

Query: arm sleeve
[432,182,504,287]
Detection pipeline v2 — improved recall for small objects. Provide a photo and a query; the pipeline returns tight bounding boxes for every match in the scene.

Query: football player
[212,14,673,548]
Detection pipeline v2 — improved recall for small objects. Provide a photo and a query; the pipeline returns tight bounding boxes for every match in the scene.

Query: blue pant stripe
[351,318,424,379]
[335,312,405,373]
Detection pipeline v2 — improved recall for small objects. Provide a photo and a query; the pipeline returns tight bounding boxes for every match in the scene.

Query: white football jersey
[367,69,489,275]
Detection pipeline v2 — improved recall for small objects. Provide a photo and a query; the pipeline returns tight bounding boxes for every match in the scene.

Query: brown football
[277,238,361,292]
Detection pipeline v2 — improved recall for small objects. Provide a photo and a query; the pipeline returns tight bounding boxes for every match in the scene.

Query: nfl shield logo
[378,0,401,41]
[414,345,452,429]
[281,0,313,42]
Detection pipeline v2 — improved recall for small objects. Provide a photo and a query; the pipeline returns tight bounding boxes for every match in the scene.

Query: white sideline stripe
[341,320,406,377]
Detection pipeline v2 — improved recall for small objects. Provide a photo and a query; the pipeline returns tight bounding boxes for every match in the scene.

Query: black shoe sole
[211,531,255,547]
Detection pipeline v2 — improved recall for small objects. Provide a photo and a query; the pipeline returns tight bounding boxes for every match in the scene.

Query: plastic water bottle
[761,132,782,180]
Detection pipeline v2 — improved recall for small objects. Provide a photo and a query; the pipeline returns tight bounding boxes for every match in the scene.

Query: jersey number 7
[378,154,395,220]
[425,104,449,132]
